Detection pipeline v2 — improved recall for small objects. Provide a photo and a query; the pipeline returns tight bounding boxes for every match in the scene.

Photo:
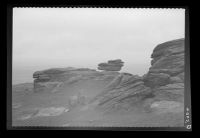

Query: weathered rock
[91,74,151,112]
[35,107,68,117]
[33,68,100,93]
[153,83,184,102]
[31,38,185,115]
[150,100,184,113]
[94,38,185,112]
[169,76,183,83]
[98,59,124,71]
[143,38,185,103]
[177,72,184,82]
[149,38,184,76]
[18,107,69,120]
[143,73,171,88]
[33,67,121,93]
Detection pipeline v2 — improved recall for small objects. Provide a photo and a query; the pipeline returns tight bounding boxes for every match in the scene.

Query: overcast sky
[12,8,185,84]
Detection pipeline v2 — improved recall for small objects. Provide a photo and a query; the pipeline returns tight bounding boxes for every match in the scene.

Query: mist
[12,8,185,84]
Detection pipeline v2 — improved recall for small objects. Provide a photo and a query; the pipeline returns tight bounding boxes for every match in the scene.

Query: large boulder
[149,38,184,76]
[98,59,124,71]
[144,38,185,103]
[32,67,101,93]
[144,38,184,86]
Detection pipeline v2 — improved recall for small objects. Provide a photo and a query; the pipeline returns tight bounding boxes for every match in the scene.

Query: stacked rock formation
[143,38,184,102]
[98,59,124,71]
[32,38,185,113]
[92,38,185,112]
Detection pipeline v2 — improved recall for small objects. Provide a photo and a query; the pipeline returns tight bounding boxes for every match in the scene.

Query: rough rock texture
[143,38,185,104]
[92,38,185,113]
[33,67,121,93]
[91,74,152,112]
[148,38,184,76]
[33,68,98,93]
[153,83,184,102]
[98,59,124,71]
[32,38,185,113]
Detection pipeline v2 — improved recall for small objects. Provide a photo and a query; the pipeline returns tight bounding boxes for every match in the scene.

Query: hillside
[12,38,185,127]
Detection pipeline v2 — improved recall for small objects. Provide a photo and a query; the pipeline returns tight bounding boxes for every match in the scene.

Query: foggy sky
[12,8,185,84]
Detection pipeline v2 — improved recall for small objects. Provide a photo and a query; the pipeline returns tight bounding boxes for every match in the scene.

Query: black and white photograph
[11,8,190,129]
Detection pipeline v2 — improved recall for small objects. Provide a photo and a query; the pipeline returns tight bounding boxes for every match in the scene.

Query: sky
[12,8,185,84]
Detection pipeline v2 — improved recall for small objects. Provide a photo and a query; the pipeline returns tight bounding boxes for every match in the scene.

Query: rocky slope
[12,38,185,127]
[90,38,184,113]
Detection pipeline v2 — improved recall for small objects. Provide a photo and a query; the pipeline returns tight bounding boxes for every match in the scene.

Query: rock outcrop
[91,74,152,112]
[143,38,184,103]
[98,59,124,71]
[33,67,120,93]
[33,68,97,93]
[145,38,184,80]
[91,38,185,113]
[32,38,185,113]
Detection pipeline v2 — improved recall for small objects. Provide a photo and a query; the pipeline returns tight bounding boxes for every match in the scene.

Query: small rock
[150,100,183,113]
[12,103,22,109]
[18,114,33,120]
[35,107,66,117]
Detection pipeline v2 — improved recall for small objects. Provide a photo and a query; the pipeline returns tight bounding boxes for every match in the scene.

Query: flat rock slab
[17,107,69,120]
[150,100,183,114]
[12,103,22,109]
[35,107,69,117]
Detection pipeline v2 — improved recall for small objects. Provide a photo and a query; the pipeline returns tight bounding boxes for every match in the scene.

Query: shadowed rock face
[98,59,124,71]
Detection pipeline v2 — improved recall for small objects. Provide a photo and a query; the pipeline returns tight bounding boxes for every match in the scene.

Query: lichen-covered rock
[98,59,124,71]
